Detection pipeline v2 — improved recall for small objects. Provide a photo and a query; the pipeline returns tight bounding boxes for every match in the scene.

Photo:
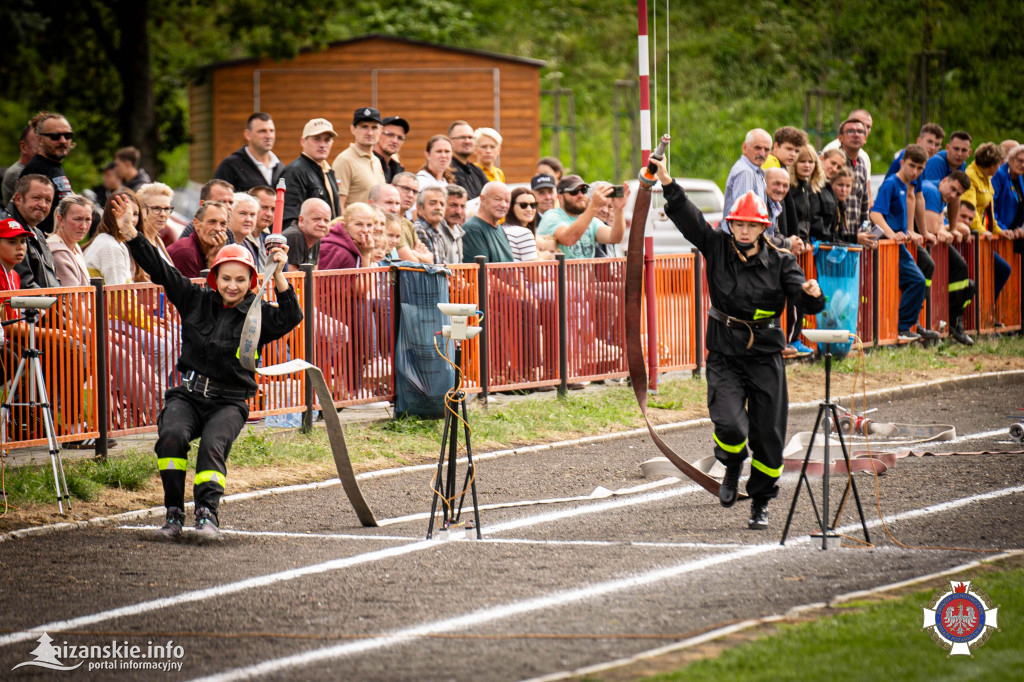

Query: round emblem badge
[922,581,999,656]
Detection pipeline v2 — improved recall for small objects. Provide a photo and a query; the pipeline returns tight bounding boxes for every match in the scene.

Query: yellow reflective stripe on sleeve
[948,279,970,292]
[194,470,226,488]
[158,457,188,471]
[713,433,747,454]
[753,309,776,320]
[751,458,783,478]
[924,278,932,287]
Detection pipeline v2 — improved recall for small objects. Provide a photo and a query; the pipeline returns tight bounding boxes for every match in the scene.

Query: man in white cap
[281,118,341,227]
[331,107,386,211]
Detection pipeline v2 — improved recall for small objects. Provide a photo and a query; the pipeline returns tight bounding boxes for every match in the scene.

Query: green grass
[4,336,1021,510]
[641,565,1024,681]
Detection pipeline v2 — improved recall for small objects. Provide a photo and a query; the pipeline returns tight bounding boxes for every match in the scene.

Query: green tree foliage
[2,1,1022,190]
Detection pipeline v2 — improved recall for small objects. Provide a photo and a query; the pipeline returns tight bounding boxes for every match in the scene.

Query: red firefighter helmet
[206,244,258,290]
[725,190,772,226]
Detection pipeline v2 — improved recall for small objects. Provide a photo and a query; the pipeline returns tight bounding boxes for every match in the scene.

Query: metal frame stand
[780,343,870,549]
[426,342,481,540]
[1,309,70,513]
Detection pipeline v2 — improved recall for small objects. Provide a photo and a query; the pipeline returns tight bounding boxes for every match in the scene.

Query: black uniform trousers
[155,386,249,519]
[706,351,786,502]
[917,245,975,319]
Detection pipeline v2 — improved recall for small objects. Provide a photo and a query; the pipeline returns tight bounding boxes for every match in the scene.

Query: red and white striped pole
[637,0,652,166]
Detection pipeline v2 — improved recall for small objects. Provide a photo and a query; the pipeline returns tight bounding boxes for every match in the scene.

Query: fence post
[872,249,880,347]
[91,278,109,461]
[556,254,568,396]
[475,256,489,404]
[924,245,934,332]
[972,234,981,334]
[693,253,704,371]
[301,264,315,433]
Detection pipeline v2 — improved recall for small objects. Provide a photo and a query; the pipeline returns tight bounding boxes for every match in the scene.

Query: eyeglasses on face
[560,186,589,196]
[41,132,74,141]
[515,202,538,209]
[395,185,418,194]
[450,135,474,141]
[146,206,172,214]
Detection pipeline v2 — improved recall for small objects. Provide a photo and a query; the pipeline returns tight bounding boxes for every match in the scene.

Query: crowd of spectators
[0,105,1021,415]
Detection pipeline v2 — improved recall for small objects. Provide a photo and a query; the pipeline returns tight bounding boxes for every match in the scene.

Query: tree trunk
[114,0,160,177]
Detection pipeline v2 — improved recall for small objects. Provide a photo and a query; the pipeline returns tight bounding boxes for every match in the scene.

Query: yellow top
[961,161,998,234]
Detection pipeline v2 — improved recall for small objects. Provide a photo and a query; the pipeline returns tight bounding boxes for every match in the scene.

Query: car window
[686,190,722,214]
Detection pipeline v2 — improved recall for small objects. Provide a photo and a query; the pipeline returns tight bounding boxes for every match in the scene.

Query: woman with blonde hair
[134,182,175,281]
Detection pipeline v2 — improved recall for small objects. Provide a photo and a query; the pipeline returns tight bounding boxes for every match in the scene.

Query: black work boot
[950,317,974,346]
[154,507,185,541]
[194,506,222,541]
[748,498,769,530]
[719,463,741,508]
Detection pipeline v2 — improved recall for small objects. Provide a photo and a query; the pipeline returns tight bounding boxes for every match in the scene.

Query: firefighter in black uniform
[111,194,303,540]
[651,158,825,529]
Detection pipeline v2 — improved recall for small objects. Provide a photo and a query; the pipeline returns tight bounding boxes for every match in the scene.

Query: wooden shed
[189,34,545,185]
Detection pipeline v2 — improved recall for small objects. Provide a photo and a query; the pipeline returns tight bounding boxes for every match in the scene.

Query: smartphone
[611,185,624,198]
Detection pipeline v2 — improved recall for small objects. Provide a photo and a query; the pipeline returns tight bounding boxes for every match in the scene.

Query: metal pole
[301,264,315,432]
[91,277,109,460]
[557,253,568,396]
[644,236,659,391]
[637,0,652,166]
[475,256,489,404]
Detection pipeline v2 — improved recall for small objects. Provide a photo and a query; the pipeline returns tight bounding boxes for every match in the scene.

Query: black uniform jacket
[663,181,825,357]
[126,234,303,391]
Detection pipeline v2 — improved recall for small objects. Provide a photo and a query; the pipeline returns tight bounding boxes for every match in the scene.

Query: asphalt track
[1,376,1022,680]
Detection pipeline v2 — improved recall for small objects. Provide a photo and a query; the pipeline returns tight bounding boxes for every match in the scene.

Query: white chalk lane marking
[188,483,1024,682]
[0,482,705,649]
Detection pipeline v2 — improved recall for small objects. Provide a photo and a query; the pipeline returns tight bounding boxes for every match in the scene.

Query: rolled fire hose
[625,140,735,499]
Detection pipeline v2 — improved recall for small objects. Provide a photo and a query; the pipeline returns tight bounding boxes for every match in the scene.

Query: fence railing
[0,234,1018,451]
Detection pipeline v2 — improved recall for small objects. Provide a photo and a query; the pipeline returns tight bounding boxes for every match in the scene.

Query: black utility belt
[708,307,779,330]
[181,371,254,400]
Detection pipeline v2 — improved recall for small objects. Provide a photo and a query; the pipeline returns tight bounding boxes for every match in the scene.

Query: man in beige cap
[281,117,341,227]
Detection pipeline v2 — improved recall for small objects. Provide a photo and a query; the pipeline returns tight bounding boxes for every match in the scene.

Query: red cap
[0,218,32,240]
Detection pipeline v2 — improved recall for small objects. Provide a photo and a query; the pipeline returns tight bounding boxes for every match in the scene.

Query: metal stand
[780,343,870,549]
[1,309,70,513]
[426,342,481,539]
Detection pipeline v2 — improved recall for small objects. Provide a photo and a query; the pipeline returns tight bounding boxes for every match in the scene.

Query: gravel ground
[0,380,1021,681]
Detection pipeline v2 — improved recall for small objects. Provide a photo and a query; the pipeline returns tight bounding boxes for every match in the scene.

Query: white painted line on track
[377,479,679,526]
[117,526,417,542]
[483,537,749,550]
[188,483,1024,682]
[0,481,703,649]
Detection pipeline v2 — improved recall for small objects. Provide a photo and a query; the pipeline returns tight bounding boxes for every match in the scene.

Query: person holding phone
[536,175,630,259]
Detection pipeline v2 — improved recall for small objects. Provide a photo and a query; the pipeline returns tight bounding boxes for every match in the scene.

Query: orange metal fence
[1,237,1018,450]
[0,287,97,447]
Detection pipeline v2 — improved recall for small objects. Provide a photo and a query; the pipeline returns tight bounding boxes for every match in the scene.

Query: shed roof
[201,33,546,72]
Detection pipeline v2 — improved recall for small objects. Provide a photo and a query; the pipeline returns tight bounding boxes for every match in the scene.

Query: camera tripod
[1,307,70,513]
[780,334,870,549]
[426,341,481,540]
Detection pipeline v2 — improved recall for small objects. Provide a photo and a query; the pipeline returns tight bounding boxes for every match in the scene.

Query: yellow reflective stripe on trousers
[158,457,188,471]
[949,279,970,292]
[194,470,226,488]
[750,458,783,478]
[713,433,747,454]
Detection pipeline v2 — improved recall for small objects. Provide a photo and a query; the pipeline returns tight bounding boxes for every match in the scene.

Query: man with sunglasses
[536,175,628,259]
[20,112,74,234]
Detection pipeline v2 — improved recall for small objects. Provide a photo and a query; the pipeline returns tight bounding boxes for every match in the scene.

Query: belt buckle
[198,376,210,398]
